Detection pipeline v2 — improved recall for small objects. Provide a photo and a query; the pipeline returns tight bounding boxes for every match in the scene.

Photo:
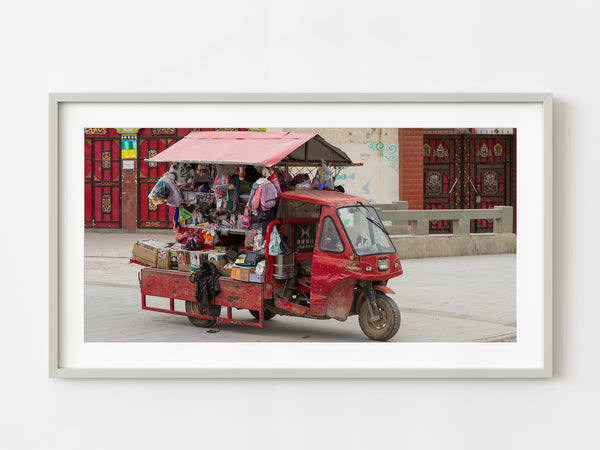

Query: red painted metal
[141,268,197,300]
[140,267,265,327]
[275,298,310,316]
[264,218,319,300]
[280,190,368,207]
[136,191,404,334]
[213,278,263,310]
[373,285,395,295]
[325,279,358,321]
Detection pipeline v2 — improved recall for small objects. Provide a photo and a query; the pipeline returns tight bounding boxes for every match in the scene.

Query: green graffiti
[366,142,399,172]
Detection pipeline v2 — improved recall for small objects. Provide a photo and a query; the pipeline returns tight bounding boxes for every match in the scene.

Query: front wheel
[358,294,401,341]
[185,301,221,328]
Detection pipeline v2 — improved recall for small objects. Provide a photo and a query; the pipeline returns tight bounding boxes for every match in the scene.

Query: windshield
[337,205,397,256]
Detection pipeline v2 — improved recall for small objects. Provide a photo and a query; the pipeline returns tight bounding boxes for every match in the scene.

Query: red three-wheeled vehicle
[136,131,403,341]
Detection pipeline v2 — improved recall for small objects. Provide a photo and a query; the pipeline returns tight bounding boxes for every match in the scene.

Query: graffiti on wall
[366,142,399,172]
[333,141,398,204]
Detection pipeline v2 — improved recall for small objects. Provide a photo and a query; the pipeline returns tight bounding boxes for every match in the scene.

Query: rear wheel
[185,301,221,328]
[358,294,401,341]
[250,309,276,321]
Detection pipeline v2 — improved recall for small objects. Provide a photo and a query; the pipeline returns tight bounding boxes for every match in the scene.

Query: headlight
[377,258,389,271]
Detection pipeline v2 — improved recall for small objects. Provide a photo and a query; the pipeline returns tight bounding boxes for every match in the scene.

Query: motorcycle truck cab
[265,190,403,341]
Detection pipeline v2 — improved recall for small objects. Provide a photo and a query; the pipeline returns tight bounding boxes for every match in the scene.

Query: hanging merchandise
[236,166,245,180]
[268,226,281,256]
[311,162,334,190]
[195,164,214,183]
[279,232,293,257]
[248,177,268,215]
[260,180,278,211]
[167,162,196,186]
[173,206,180,230]
[149,177,170,200]
[228,173,240,212]
[161,175,182,207]
[278,169,288,193]
[213,173,233,211]
[180,186,197,205]
[269,171,281,196]
[178,205,193,222]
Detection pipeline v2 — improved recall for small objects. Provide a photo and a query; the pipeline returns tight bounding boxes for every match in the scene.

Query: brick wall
[511,128,517,232]
[398,128,424,209]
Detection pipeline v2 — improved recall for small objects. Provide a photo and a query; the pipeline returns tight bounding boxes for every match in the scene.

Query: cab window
[318,216,345,253]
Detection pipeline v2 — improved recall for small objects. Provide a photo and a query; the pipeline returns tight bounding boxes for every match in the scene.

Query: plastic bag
[279,233,293,257]
[311,162,333,190]
[268,226,280,255]
[255,260,266,276]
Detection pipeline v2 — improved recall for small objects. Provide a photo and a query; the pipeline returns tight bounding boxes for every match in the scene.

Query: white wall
[282,128,400,202]
[2,1,597,449]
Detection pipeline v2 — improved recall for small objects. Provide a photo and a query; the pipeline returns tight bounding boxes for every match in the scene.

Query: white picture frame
[49,93,552,378]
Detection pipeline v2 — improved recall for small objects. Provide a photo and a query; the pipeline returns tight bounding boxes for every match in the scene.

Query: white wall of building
[283,128,399,203]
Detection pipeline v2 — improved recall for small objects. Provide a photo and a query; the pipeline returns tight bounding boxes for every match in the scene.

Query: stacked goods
[132,240,171,267]
[133,160,334,282]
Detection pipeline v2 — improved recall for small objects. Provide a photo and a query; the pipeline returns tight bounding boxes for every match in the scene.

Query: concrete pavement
[84,230,516,343]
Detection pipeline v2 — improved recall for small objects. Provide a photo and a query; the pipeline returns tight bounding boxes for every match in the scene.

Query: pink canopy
[147,131,355,167]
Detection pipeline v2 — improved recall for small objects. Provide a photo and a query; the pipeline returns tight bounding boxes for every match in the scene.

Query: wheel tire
[250,309,276,321]
[358,294,401,341]
[185,301,221,328]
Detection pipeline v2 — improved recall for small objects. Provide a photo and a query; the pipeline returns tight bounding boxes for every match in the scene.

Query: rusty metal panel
[325,279,357,321]
[141,268,264,310]
[140,268,197,300]
[213,278,263,310]
[308,299,327,316]
[275,298,310,316]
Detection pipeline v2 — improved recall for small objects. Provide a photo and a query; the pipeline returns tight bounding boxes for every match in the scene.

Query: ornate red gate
[423,133,513,233]
[85,129,121,228]
[137,128,188,228]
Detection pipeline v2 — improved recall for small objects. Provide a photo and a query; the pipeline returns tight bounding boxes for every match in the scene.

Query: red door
[85,129,121,228]
[137,128,189,228]
[423,133,513,233]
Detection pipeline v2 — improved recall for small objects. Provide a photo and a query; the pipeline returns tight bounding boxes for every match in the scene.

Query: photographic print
[50,93,551,377]
[84,127,517,344]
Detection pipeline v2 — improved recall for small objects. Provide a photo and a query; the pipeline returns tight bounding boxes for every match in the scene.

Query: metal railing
[373,202,513,236]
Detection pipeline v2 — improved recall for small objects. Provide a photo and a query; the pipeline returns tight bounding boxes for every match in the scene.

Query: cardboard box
[249,273,264,283]
[217,261,232,277]
[132,240,173,268]
[231,266,255,282]
[132,243,158,267]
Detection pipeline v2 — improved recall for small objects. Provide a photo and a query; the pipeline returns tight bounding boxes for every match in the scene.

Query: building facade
[84,127,516,233]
